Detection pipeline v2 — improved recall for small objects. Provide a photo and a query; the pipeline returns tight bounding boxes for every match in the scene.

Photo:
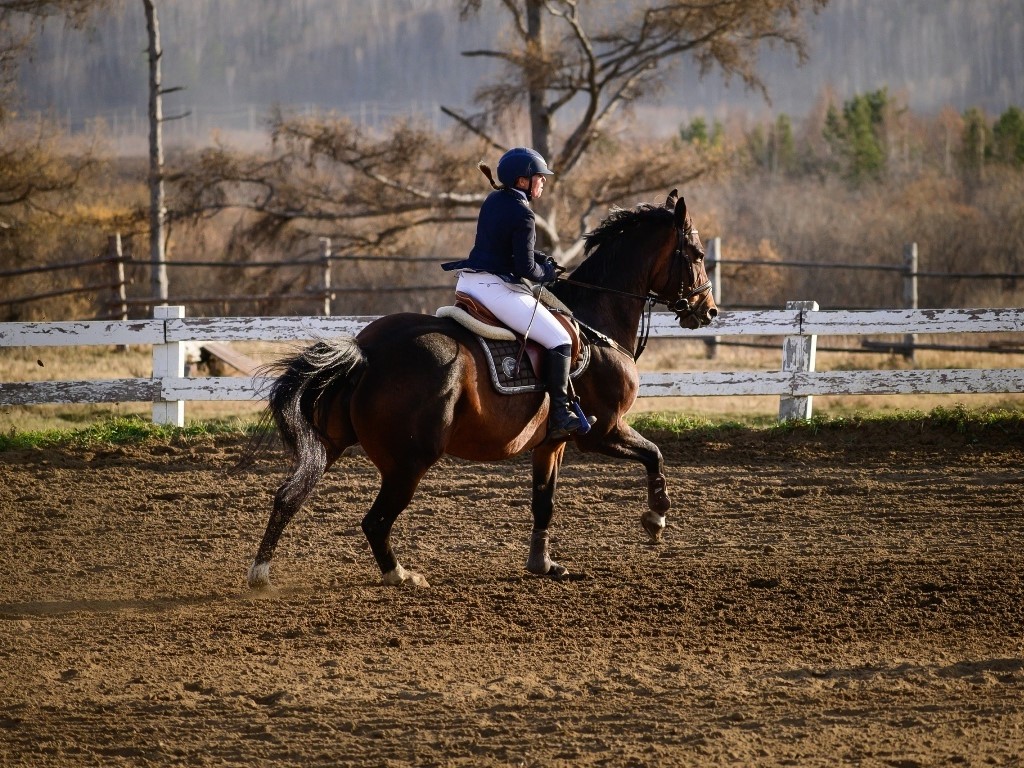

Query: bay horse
[247,189,717,588]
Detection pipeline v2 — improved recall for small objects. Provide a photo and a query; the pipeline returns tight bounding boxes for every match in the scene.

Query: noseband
[557,223,714,360]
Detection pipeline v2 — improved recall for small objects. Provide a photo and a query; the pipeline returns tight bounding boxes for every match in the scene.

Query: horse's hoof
[382,565,430,588]
[547,561,569,579]
[641,511,666,543]
[247,561,271,589]
[526,556,569,578]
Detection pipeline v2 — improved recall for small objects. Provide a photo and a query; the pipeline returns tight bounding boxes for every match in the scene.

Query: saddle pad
[478,338,540,393]
[477,337,590,395]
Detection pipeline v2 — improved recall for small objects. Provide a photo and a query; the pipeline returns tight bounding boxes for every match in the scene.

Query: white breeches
[456,271,571,350]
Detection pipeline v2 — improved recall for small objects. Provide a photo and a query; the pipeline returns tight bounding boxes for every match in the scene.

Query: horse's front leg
[526,441,568,577]
[577,420,670,542]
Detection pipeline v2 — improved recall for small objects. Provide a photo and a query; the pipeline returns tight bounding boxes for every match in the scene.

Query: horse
[247,189,718,588]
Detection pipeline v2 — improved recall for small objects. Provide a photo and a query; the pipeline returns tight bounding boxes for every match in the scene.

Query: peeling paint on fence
[1,307,1022,422]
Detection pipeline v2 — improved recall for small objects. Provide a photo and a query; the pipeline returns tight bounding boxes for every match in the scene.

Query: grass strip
[2,404,1020,453]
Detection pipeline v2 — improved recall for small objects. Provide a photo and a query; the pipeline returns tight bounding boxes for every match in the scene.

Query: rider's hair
[478,162,503,190]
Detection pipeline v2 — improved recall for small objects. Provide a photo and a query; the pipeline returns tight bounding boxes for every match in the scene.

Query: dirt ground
[1,422,1023,767]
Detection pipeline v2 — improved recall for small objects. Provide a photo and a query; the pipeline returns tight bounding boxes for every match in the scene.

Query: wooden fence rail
[1,305,1022,427]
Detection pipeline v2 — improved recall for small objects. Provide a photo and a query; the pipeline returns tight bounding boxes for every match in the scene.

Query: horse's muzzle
[674,297,718,329]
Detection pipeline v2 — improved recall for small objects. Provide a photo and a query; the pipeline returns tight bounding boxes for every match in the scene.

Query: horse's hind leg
[361,464,432,587]
[247,441,338,589]
[526,441,568,577]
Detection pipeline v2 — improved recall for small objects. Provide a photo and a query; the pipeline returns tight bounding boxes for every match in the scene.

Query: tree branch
[439,105,505,152]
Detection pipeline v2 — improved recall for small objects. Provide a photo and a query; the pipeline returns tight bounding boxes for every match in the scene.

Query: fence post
[320,237,333,316]
[778,300,818,422]
[903,242,918,363]
[108,233,129,321]
[108,233,130,352]
[152,304,185,426]
[704,236,722,359]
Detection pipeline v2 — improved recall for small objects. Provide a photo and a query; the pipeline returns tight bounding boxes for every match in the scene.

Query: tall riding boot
[545,344,583,440]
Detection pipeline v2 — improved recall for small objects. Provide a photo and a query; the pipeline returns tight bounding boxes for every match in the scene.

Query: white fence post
[903,242,918,363]
[705,236,722,359]
[152,305,185,426]
[778,300,819,421]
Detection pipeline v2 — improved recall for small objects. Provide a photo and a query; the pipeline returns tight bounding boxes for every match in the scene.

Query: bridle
[668,225,713,321]
[556,223,714,360]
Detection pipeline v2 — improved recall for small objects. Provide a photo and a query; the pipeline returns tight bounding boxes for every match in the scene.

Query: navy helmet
[496,147,554,188]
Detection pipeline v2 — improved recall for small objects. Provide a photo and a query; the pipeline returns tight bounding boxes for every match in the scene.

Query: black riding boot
[545,344,583,440]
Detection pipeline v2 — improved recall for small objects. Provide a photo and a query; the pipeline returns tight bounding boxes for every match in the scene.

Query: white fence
[2,304,1023,427]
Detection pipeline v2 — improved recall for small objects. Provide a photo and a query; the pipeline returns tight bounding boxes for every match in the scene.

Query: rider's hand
[541,259,559,285]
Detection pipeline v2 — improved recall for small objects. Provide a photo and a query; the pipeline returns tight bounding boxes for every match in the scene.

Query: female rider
[443,147,583,440]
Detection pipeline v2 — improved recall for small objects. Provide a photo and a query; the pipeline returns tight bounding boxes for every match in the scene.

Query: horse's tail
[238,338,367,476]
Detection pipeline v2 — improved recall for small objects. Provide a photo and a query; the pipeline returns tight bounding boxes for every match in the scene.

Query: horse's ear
[665,188,678,209]
[673,194,689,229]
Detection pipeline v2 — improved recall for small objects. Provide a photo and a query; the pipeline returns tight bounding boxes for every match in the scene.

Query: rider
[443,147,584,440]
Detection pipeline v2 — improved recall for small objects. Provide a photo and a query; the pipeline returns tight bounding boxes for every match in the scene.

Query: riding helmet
[496,147,554,188]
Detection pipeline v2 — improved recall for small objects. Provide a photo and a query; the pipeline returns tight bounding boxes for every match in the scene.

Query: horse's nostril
[707,307,719,319]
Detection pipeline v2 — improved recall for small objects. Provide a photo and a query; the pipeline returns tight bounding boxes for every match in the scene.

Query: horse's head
[657,189,718,330]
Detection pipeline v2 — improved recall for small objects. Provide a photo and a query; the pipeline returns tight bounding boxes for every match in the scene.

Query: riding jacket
[442,187,556,284]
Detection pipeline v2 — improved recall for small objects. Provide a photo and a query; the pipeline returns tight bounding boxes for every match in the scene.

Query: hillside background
[16,0,1024,149]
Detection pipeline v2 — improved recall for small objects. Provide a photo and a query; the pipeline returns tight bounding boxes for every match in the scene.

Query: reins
[554,226,713,360]
[554,276,659,360]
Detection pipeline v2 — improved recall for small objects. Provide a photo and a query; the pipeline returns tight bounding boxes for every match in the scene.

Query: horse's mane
[582,203,672,257]
[572,203,673,283]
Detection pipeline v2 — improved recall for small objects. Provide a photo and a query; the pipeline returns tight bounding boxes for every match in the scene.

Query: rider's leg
[544,344,583,439]
[455,272,582,438]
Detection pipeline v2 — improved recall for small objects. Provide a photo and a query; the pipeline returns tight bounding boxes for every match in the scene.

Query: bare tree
[141,0,167,303]
[176,0,827,263]
[456,1,826,173]
[0,1,105,237]
[450,0,827,253]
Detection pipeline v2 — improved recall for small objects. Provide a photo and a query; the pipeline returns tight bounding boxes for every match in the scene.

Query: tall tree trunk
[143,0,168,304]
[525,0,557,249]
[525,0,550,162]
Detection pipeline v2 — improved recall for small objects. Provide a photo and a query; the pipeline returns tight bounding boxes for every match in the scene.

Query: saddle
[435,290,590,395]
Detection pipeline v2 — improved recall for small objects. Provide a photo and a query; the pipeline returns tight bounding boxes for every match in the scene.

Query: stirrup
[547,408,583,441]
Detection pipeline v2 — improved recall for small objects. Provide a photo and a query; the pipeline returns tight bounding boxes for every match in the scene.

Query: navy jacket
[443,188,554,283]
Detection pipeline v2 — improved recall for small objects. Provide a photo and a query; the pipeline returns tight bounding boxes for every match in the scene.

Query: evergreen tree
[959,107,992,181]
[821,88,888,183]
[680,116,709,144]
[680,116,724,147]
[745,113,796,176]
[772,114,796,174]
[992,106,1024,167]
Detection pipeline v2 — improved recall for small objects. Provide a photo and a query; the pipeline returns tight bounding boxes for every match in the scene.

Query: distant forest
[15,0,1024,144]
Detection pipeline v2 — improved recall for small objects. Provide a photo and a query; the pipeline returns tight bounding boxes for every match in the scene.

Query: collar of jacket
[504,187,530,204]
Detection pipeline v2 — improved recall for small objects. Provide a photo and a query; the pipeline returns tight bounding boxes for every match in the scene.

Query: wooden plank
[639,368,1024,398]
[4,367,1023,407]
[640,371,793,397]
[166,316,374,342]
[789,368,1024,396]
[0,320,165,347]
[161,377,268,401]
[0,379,158,405]
[803,308,1024,336]
[647,309,801,338]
